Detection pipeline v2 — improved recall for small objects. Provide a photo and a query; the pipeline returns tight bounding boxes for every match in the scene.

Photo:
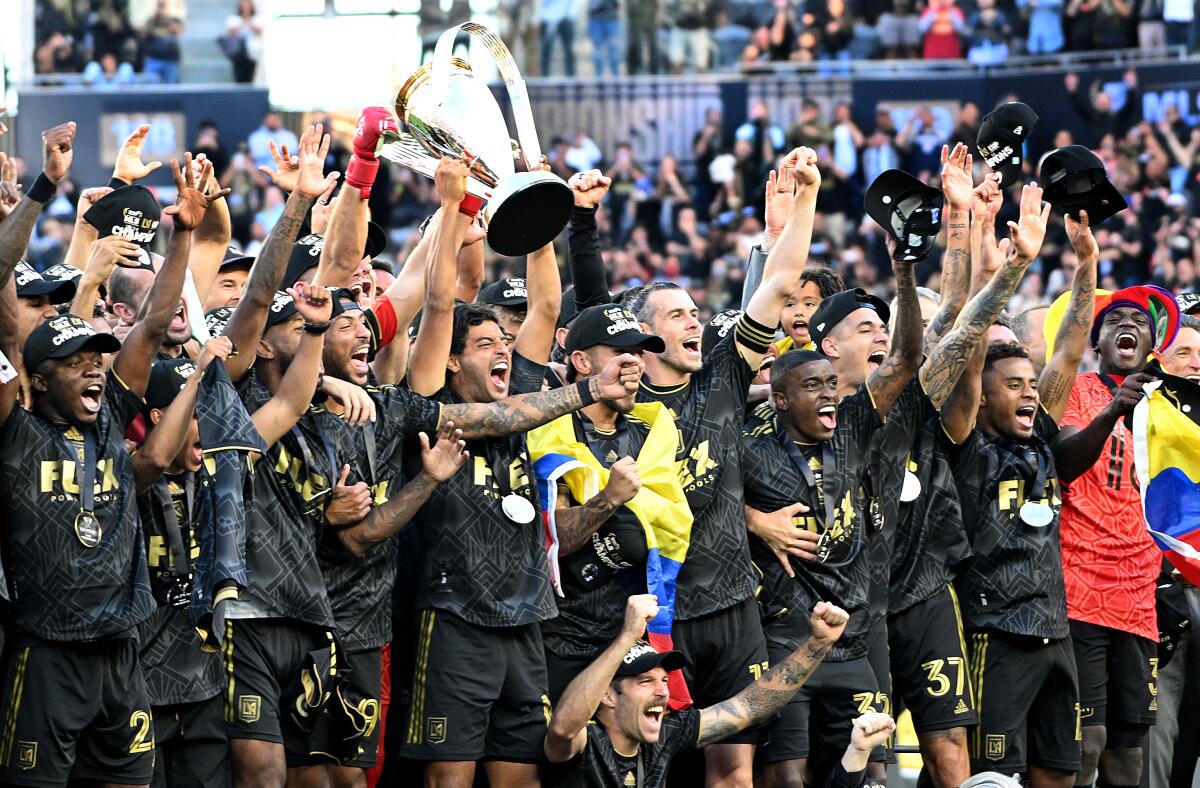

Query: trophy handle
[431,22,544,173]
[379,131,491,199]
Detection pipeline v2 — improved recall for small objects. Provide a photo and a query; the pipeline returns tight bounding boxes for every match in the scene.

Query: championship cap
[809,288,891,351]
[565,305,665,355]
[478,277,529,309]
[264,291,299,328]
[1037,145,1127,225]
[977,102,1038,185]
[205,306,235,337]
[614,639,687,678]
[282,234,325,289]
[145,357,199,411]
[15,261,76,304]
[220,246,255,272]
[23,314,121,371]
[364,220,387,261]
[1176,292,1200,316]
[864,170,943,263]
[82,185,161,260]
[41,263,91,299]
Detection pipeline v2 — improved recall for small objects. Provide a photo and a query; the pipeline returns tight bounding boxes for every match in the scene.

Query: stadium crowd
[0,80,1198,788]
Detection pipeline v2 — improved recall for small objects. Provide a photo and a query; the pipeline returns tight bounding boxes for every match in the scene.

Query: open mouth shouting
[1114,331,1139,360]
[757,355,776,383]
[818,403,837,430]
[350,343,371,377]
[681,336,701,358]
[867,350,886,369]
[643,703,665,732]
[489,358,510,392]
[169,302,189,334]
[81,382,104,414]
[1015,404,1036,431]
[791,318,809,341]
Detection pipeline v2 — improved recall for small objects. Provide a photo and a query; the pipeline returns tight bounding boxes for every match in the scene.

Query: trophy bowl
[388,24,572,257]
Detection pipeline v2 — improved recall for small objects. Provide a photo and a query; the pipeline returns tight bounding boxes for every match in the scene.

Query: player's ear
[149,407,165,426]
[820,336,838,359]
[771,390,788,412]
[570,350,591,378]
[28,371,49,393]
[256,338,274,360]
[600,682,620,710]
[555,326,569,350]
[447,354,462,374]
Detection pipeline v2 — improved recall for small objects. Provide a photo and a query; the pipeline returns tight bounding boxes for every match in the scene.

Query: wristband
[344,155,379,200]
[303,321,332,335]
[27,173,57,204]
[576,379,596,408]
[458,193,484,219]
[108,176,130,189]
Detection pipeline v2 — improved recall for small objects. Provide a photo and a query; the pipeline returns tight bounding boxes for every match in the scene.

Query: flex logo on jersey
[272,444,330,504]
[996,477,1061,512]
[471,455,532,500]
[39,459,119,500]
[678,440,719,492]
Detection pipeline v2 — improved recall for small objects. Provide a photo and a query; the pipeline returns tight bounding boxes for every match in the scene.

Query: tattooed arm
[0,123,77,284]
[868,258,924,417]
[555,457,641,555]
[440,353,643,439]
[545,595,660,763]
[923,144,978,350]
[696,602,846,747]
[339,422,466,557]
[1039,211,1098,423]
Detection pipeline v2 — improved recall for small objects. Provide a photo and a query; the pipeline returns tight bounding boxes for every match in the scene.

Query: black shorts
[967,630,1081,773]
[1070,619,1157,729]
[222,617,327,765]
[400,608,550,763]
[151,694,231,788]
[339,647,384,769]
[889,586,978,733]
[673,597,770,746]
[866,616,896,764]
[0,635,154,787]
[759,655,889,766]
[545,649,595,705]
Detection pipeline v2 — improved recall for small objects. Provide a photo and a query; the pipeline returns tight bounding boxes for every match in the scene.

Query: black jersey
[545,711,701,788]
[406,387,556,628]
[137,473,224,705]
[741,388,881,661]
[231,371,334,627]
[636,326,760,620]
[542,413,650,660]
[872,379,971,615]
[0,370,155,641]
[945,409,1068,639]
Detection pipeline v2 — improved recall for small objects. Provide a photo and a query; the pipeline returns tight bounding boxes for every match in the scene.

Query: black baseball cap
[371,258,394,274]
[615,639,687,678]
[703,309,742,358]
[145,357,199,411]
[809,288,891,351]
[264,291,300,328]
[220,246,255,272]
[565,305,665,355]
[24,314,121,372]
[478,277,529,309]
[1038,145,1128,225]
[864,170,943,263]
[364,221,387,261]
[15,262,76,304]
[206,306,234,336]
[977,102,1038,186]
[283,234,325,288]
[558,288,579,330]
[82,185,161,249]
[1177,293,1200,316]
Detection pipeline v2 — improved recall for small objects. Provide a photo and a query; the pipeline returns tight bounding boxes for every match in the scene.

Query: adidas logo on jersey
[954,699,969,715]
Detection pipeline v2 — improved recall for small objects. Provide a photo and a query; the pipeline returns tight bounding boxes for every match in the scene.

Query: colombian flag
[1132,371,1200,586]
[530,402,695,709]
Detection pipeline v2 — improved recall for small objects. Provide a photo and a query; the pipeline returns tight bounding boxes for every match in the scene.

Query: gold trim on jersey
[0,647,30,767]
[407,609,436,744]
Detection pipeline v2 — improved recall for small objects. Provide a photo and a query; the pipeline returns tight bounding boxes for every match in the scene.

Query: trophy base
[486,171,573,257]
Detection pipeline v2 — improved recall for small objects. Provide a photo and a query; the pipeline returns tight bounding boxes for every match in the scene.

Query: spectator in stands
[920,0,968,57]
[247,111,299,171]
[222,0,264,84]
[193,121,231,179]
[667,0,714,72]
[788,99,834,152]
[1019,0,1067,51]
[1164,0,1196,45]
[735,100,786,181]
[878,0,923,57]
[764,0,799,59]
[626,0,661,73]
[967,0,1014,63]
[540,0,579,76]
[587,0,621,76]
[1139,0,1168,48]
[1091,0,1135,47]
[35,31,84,75]
[418,0,471,63]
[82,52,136,89]
[814,0,856,67]
[949,101,981,149]
[862,110,902,186]
[140,0,183,84]
[1063,70,1140,147]
[565,132,604,172]
[896,107,947,177]
[711,8,754,70]
[693,107,729,217]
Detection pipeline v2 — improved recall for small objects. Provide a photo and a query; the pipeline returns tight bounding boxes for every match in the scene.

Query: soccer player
[0,127,223,787]
[627,148,821,787]
[1052,282,1167,788]
[943,192,1090,788]
[543,594,884,788]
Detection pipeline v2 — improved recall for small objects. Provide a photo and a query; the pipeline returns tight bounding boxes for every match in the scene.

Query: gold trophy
[381,22,572,256]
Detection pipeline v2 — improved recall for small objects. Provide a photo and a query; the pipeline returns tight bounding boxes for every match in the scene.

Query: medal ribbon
[76,428,98,518]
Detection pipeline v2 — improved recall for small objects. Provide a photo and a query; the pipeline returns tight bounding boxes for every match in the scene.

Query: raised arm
[316,176,368,291]
[566,170,614,310]
[695,603,845,747]
[222,125,337,382]
[61,187,112,272]
[115,156,228,398]
[70,235,142,319]
[188,157,233,301]
[1039,210,1097,423]
[0,277,20,427]
[514,242,562,366]
[742,165,799,309]
[442,353,642,439]
[867,253,924,417]
[370,217,438,384]
[337,421,467,557]
[407,157,470,396]
[923,144,977,350]
[249,282,332,448]
[0,123,76,284]
[544,595,660,763]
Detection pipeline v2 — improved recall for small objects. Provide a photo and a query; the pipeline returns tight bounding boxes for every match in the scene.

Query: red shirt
[1059,372,1159,640]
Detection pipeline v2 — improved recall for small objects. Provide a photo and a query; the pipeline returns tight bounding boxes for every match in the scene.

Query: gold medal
[75,510,102,548]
